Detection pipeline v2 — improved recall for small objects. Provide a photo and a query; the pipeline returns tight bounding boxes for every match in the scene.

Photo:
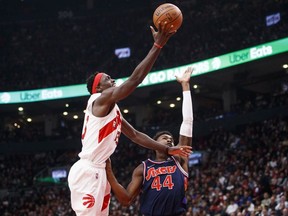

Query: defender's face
[157,134,174,147]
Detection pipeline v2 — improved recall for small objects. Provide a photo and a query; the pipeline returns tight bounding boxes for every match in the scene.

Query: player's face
[99,74,116,90]
[157,134,174,147]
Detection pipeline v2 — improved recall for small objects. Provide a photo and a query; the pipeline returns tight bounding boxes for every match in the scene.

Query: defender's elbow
[120,198,133,206]
[121,201,130,207]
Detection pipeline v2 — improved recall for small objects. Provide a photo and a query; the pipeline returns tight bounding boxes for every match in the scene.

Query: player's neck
[155,155,169,161]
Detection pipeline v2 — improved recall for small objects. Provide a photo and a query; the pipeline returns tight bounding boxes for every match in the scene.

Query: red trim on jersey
[98,110,122,143]
[92,73,103,94]
[101,193,110,211]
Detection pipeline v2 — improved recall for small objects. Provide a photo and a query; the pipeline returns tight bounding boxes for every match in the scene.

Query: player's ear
[97,85,102,93]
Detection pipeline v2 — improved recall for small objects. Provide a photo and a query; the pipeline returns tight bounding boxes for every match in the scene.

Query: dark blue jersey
[140,156,188,216]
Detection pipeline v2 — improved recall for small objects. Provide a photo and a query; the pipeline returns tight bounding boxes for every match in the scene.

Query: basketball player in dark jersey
[106,67,193,216]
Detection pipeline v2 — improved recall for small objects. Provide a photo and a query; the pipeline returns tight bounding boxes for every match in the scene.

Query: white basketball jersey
[79,93,122,164]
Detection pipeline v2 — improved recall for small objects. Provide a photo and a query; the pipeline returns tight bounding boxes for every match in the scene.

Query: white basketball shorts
[68,159,111,216]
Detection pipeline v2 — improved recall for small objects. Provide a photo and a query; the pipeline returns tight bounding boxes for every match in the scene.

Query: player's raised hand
[167,145,192,157]
[175,67,193,84]
[150,21,177,48]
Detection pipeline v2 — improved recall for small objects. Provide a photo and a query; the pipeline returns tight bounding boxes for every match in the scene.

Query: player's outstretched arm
[175,67,194,171]
[176,67,193,146]
[105,158,143,206]
[103,22,176,104]
[121,118,192,157]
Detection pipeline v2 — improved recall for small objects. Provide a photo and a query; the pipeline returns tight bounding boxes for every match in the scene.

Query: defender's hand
[175,67,193,83]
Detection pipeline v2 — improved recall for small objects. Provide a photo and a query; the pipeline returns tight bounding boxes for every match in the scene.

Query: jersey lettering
[151,175,174,191]
[146,165,176,181]
[163,175,174,189]
[151,176,162,191]
[114,130,121,145]
[98,110,122,143]
[81,115,89,140]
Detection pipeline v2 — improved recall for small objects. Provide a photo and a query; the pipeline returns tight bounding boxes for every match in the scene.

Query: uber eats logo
[229,51,249,63]
[229,45,273,64]
[250,45,272,59]
[20,89,63,101]
[20,92,40,101]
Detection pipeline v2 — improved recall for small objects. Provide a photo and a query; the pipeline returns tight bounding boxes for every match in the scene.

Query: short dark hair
[86,72,100,95]
[153,131,173,141]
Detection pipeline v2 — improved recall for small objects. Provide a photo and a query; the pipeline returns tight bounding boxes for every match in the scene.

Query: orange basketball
[153,3,183,31]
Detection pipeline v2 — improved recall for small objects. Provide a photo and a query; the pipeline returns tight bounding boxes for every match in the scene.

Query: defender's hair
[153,131,173,141]
[86,72,100,95]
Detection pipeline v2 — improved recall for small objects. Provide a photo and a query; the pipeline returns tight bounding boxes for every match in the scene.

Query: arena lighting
[283,64,288,69]
[176,97,181,101]
[1,37,288,104]
[123,109,129,113]
[157,100,162,104]
[169,103,175,108]
[18,107,24,111]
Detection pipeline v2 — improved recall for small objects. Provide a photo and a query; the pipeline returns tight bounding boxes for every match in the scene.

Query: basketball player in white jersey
[68,22,192,216]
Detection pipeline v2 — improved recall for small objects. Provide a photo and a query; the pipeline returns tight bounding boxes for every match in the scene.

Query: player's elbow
[120,200,131,207]
[118,196,133,206]
[127,130,139,143]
